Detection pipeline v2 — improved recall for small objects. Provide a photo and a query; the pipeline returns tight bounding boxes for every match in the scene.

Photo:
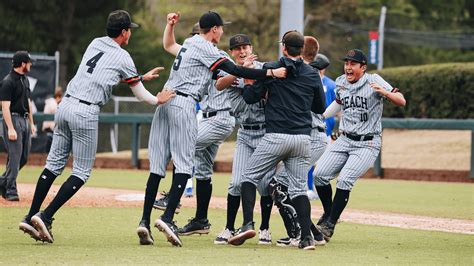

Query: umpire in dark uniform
[0,51,36,201]
[228,31,326,250]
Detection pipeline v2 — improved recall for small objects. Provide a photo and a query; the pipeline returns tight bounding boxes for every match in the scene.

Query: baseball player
[314,49,406,242]
[228,31,326,250]
[137,11,286,247]
[213,34,275,245]
[18,10,176,244]
[271,36,329,247]
[154,17,237,236]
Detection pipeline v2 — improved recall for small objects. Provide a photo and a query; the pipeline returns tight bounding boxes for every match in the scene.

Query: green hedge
[374,62,474,119]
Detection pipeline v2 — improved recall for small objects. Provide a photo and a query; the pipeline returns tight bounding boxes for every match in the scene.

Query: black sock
[27,169,57,218]
[195,179,212,220]
[291,195,312,239]
[141,173,163,222]
[315,184,333,217]
[259,196,273,230]
[226,194,240,231]
[241,182,256,225]
[43,175,84,220]
[329,188,350,224]
[161,173,189,222]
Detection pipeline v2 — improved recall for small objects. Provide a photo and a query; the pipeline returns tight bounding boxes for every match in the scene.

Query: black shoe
[318,220,336,242]
[19,215,42,241]
[5,194,19,201]
[154,218,182,247]
[177,217,211,236]
[136,220,154,245]
[153,192,181,214]
[317,214,329,225]
[0,184,6,199]
[276,237,299,247]
[31,212,54,243]
[228,221,256,246]
[310,223,326,246]
[298,235,315,250]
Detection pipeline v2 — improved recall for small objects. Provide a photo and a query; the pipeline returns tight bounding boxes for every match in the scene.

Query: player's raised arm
[126,67,175,105]
[163,12,183,56]
[212,59,287,80]
[371,83,406,106]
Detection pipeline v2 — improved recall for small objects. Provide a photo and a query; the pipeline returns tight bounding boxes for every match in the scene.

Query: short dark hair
[286,45,302,57]
[107,28,124,38]
[200,27,212,34]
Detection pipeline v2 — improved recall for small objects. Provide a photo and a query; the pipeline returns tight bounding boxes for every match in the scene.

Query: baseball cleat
[311,223,327,246]
[298,235,316,250]
[228,221,256,246]
[177,217,211,236]
[31,212,54,243]
[317,220,336,242]
[136,220,154,245]
[153,192,181,214]
[258,229,272,245]
[154,218,182,247]
[276,237,299,247]
[19,216,42,241]
[214,228,234,245]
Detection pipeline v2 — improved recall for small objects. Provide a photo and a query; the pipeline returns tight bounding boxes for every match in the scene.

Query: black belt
[342,132,374,141]
[176,91,190,98]
[240,124,266,130]
[314,127,325,133]
[11,112,29,118]
[65,94,93,106]
[202,111,234,118]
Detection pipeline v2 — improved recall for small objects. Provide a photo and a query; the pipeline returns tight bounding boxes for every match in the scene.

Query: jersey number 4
[86,52,104,74]
[173,48,187,71]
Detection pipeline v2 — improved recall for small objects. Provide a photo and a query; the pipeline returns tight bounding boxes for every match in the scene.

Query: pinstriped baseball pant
[45,97,100,182]
[228,128,276,197]
[194,111,235,181]
[242,133,311,199]
[149,95,197,176]
[275,128,328,188]
[313,135,381,190]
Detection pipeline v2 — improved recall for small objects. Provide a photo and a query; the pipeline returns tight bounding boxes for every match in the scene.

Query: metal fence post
[131,123,140,168]
[471,130,474,178]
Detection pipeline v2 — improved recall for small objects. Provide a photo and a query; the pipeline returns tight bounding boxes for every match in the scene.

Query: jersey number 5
[173,48,187,71]
[86,52,104,74]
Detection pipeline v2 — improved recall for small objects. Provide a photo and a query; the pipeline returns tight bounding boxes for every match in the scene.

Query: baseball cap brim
[130,22,139,28]
[223,21,232,25]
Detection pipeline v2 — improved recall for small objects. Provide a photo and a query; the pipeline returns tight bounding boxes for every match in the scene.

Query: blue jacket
[242,57,326,136]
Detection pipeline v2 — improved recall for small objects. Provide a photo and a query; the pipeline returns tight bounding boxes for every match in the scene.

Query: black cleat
[31,212,54,243]
[317,214,329,226]
[5,194,19,201]
[228,221,256,246]
[298,235,316,250]
[177,217,211,236]
[276,237,299,247]
[317,220,336,242]
[19,216,42,241]
[154,218,182,247]
[153,192,181,214]
[136,220,154,245]
[310,223,326,246]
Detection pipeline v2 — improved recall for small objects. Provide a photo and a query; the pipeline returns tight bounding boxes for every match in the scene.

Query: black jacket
[242,57,325,135]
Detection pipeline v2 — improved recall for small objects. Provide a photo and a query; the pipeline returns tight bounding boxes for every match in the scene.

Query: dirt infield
[3,184,473,235]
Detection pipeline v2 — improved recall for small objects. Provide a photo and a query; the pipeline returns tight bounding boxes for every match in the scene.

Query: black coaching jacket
[242,57,326,136]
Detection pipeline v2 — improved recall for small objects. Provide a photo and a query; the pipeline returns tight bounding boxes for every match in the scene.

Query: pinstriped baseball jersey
[66,37,138,106]
[335,73,393,135]
[165,35,225,101]
[199,50,233,112]
[221,61,265,125]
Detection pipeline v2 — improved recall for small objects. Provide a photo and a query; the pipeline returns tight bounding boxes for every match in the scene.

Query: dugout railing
[31,114,474,178]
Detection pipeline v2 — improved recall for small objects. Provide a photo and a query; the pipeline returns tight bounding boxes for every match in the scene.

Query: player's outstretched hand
[370,83,388,96]
[167,12,180,25]
[157,88,176,105]
[272,67,287,78]
[243,54,258,68]
[143,67,165,81]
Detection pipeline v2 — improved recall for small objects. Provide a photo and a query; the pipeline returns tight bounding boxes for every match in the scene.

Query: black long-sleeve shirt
[242,57,326,135]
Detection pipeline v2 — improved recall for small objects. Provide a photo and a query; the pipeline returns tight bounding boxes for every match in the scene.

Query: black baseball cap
[342,49,367,64]
[310,53,330,70]
[107,10,139,30]
[12,51,35,67]
[199,11,231,29]
[280,30,304,48]
[190,22,200,36]
[229,34,252,49]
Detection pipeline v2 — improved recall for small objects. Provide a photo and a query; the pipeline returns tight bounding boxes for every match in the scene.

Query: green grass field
[1,207,473,265]
[14,166,474,219]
